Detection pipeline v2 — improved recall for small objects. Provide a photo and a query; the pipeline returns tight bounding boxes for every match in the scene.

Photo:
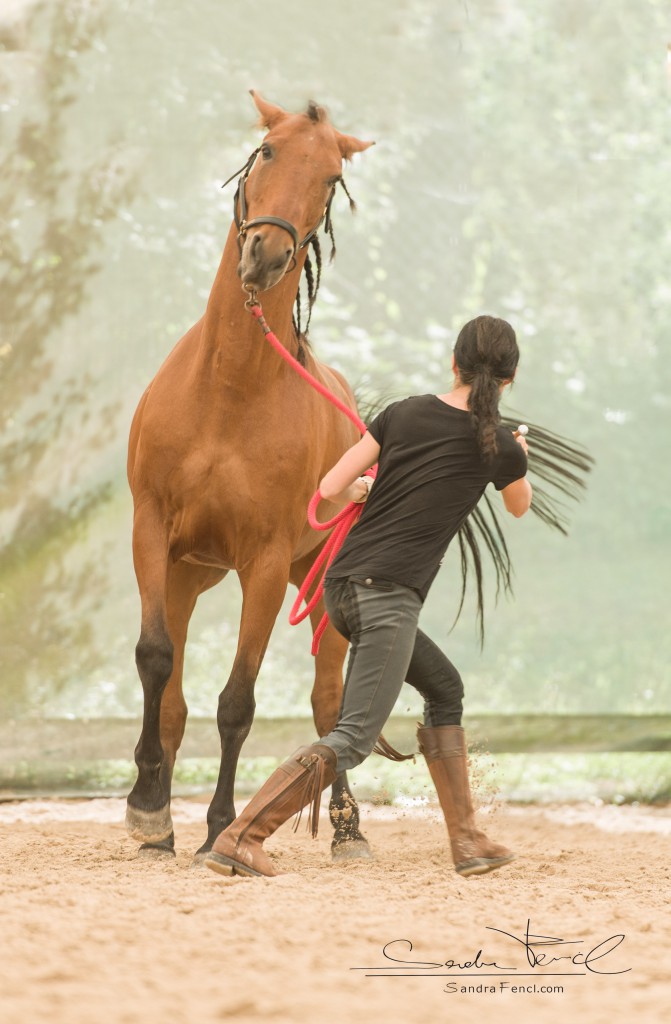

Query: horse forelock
[305,100,329,124]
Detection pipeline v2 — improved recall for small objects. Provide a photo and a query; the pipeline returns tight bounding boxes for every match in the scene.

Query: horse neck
[199,224,304,389]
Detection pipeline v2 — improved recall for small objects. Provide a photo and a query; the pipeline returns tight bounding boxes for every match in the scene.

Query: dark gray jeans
[321,576,464,772]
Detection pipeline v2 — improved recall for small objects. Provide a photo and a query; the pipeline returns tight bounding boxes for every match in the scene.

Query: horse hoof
[189,851,212,870]
[125,804,173,844]
[331,839,374,863]
[137,842,176,859]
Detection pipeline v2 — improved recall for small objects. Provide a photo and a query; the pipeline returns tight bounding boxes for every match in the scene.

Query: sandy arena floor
[0,797,668,1024]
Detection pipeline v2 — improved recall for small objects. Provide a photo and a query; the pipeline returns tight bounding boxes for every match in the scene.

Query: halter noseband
[222,148,338,258]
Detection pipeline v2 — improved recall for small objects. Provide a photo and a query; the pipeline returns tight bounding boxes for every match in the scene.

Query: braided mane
[292,100,360,360]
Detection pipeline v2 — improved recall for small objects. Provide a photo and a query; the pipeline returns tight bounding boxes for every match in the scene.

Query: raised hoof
[456,853,516,877]
[189,849,214,870]
[125,803,173,844]
[204,851,263,879]
[331,838,374,863]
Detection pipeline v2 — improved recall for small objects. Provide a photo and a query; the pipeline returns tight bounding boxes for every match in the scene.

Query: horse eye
[260,144,273,160]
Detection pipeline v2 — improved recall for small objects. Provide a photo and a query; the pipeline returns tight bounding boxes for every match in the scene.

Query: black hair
[454,315,520,460]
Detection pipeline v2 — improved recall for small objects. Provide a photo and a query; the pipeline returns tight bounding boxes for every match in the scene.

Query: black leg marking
[329,773,373,862]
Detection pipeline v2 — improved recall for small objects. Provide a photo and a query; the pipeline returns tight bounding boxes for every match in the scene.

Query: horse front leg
[289,551,373,863]
[137,561,227,858]
[193,555,290,862]
[126,508,175,844]
[309,615,373,863]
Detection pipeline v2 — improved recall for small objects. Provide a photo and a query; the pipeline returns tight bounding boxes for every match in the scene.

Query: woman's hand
[319,432,381,504]
[513,424,529,455]
[352,476,374,503]
[513,431,529,456]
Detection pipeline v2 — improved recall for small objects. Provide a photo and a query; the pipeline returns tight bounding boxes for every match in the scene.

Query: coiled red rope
[248,302,375,654]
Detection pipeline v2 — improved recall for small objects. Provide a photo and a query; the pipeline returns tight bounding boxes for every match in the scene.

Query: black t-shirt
[325,394,527,600]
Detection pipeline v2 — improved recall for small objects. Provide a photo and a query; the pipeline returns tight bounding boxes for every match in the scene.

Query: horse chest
[170,477,308,559]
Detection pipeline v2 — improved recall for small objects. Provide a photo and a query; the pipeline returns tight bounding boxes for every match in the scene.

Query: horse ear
[249,90,287,130]
[335,131,375,161]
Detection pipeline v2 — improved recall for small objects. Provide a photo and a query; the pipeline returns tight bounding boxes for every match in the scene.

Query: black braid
[310,236,323,318]
[339,176,357,213]
[303,250,316,327]
[291,236,326,363]
[326,217,337,262]
[292,281,302,340]
[290,180,356,358]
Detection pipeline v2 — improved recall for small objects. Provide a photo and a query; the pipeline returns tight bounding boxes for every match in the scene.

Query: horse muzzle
[238,228,295,292]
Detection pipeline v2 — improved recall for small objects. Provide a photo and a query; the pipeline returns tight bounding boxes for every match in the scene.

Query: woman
[205,315,531,880]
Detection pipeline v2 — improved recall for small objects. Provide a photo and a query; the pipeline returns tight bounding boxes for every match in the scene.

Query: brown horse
[125,91,375,861]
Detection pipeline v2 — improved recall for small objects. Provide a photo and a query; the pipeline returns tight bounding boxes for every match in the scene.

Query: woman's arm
[319,431,381,505]
[501,476,533,517]
[500,431,532,517]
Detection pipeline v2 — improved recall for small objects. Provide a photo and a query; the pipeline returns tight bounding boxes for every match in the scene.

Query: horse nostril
[251,233,263,258]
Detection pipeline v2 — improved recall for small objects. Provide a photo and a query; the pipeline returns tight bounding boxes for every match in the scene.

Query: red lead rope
[248,302,376,654]
[248,303,366,432]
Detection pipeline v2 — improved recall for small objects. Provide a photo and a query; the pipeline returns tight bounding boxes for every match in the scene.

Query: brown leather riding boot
[418,724,515,877]
[204,743,337,878]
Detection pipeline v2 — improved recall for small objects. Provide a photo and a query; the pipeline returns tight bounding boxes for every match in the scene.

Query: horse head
[236,91,374,295]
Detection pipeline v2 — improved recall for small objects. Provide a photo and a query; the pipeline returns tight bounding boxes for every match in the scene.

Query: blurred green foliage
[0,0,669,722]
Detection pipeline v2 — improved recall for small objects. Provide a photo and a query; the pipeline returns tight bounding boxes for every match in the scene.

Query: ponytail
[468,363,501,460]
[453,316,519,461]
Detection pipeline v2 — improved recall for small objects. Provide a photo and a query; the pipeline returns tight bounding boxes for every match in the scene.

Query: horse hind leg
[310,618,373,862]
[329,775,372,862]
[289,554,373,863]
